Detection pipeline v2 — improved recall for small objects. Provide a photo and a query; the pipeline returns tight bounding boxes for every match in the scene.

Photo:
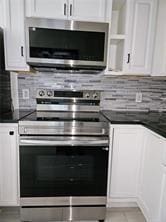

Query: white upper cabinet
[26,0,107,22]
[3,0,29,71]
[69,0,106,22]
[107,0,127,74]
[125,0,158,75]
[0,124,19,206]
[0,0,5,28]
[26,0,68,19]
[107,0,158,75]
[152,0,166,76]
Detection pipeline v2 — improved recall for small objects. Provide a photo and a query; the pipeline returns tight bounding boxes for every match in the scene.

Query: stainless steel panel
[19,121,107,127]
[35,111,102,119]
[25,18,109,70]
[33,67,102,73]
[36,104,100,112]
[21,207,63,222]
[26,18,109,32]
[63,206,106,221]
[36,89,101,100]
[21,196,106,206]
[19,121,108,136]
[19,136,109,146]
[21,206,106,221]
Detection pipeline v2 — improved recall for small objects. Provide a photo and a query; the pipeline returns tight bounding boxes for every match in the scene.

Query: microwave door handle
[70,4,72,16]
[64,3,67,16]
[20,139,109,146]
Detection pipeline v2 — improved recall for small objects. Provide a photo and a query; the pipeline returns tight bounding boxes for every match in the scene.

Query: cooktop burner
[20,111,107,123]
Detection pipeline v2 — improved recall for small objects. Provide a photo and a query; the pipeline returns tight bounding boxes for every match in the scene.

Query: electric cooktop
[20,111,108,123]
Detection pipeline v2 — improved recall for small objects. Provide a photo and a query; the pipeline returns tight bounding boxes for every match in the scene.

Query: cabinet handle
[70,4,72,16]
[21,46,24,57]
[9,131,14,135]
[64,3,67,16]
[127,53,130,63]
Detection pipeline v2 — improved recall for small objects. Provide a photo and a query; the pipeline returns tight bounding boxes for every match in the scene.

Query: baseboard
[107,198,138,208]
[137,197,151,222]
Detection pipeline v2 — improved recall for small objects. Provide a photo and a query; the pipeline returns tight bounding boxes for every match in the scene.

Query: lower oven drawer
[21,206,106,221]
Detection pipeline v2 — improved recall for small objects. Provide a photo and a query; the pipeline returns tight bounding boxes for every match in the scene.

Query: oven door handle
[19,137,109,146]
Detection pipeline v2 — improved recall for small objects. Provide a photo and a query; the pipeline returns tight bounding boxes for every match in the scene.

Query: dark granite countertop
[0,109,166,139]
[0,109,34,123]
[101,110,166,139]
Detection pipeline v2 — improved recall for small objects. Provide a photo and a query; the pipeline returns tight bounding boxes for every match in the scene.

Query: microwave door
[26,18,109,70]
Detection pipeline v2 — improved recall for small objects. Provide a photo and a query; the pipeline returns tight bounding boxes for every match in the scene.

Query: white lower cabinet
[138,129,165,222]
[108,124,166,222]
[107,125,143,206]
[0,124,19,206]
[159,166,166,222]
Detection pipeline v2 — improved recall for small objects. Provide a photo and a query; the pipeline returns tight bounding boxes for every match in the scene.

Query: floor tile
[106,211,127,222]
[125,211,146,222]
[109,207,140,213]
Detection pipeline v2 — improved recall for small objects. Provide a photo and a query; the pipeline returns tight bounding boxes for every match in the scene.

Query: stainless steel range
[19,90,109,222]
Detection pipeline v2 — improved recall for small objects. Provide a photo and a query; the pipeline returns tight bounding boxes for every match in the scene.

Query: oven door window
[20,146,108,197]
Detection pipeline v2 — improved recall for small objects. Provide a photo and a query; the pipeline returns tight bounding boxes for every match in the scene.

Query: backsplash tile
[17,72,166,112]
[0,72,12,114]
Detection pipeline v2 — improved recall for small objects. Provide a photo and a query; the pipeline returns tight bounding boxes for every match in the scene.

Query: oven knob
[85,93,90,99]
[39,90,45,97]
[47,90,53,97]
[93,93,98,99]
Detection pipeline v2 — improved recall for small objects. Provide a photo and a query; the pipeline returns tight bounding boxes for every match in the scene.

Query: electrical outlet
[135,92,142,103]
[22,89,30,100]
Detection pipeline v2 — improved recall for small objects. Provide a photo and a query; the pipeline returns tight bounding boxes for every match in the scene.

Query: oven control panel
[36,89,101,100]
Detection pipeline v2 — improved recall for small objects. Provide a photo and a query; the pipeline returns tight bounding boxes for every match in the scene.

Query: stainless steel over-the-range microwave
[25,18,109,71]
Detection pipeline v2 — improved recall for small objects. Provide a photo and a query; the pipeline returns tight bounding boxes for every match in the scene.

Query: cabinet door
[26,0,68,19]
[108,125,143,199]
[0,125,19,206]
[125,0,157,74]
[0,0,5,27]
[4,0,29,71]
[160,167,166,222]
[138,130,165,222]
[152,0,166,76]
[70,0,106,22]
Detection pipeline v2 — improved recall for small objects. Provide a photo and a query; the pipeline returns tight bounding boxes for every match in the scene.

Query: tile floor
[0,207,146,222]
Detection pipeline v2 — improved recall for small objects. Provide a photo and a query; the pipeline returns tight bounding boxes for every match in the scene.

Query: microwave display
[29,27,105,62]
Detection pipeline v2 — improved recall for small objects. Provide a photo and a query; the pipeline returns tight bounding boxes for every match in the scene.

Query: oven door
[20,136,109,206]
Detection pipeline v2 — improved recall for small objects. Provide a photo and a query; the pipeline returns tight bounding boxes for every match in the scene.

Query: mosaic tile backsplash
[17,72,166,112]
[0,72,12,114]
